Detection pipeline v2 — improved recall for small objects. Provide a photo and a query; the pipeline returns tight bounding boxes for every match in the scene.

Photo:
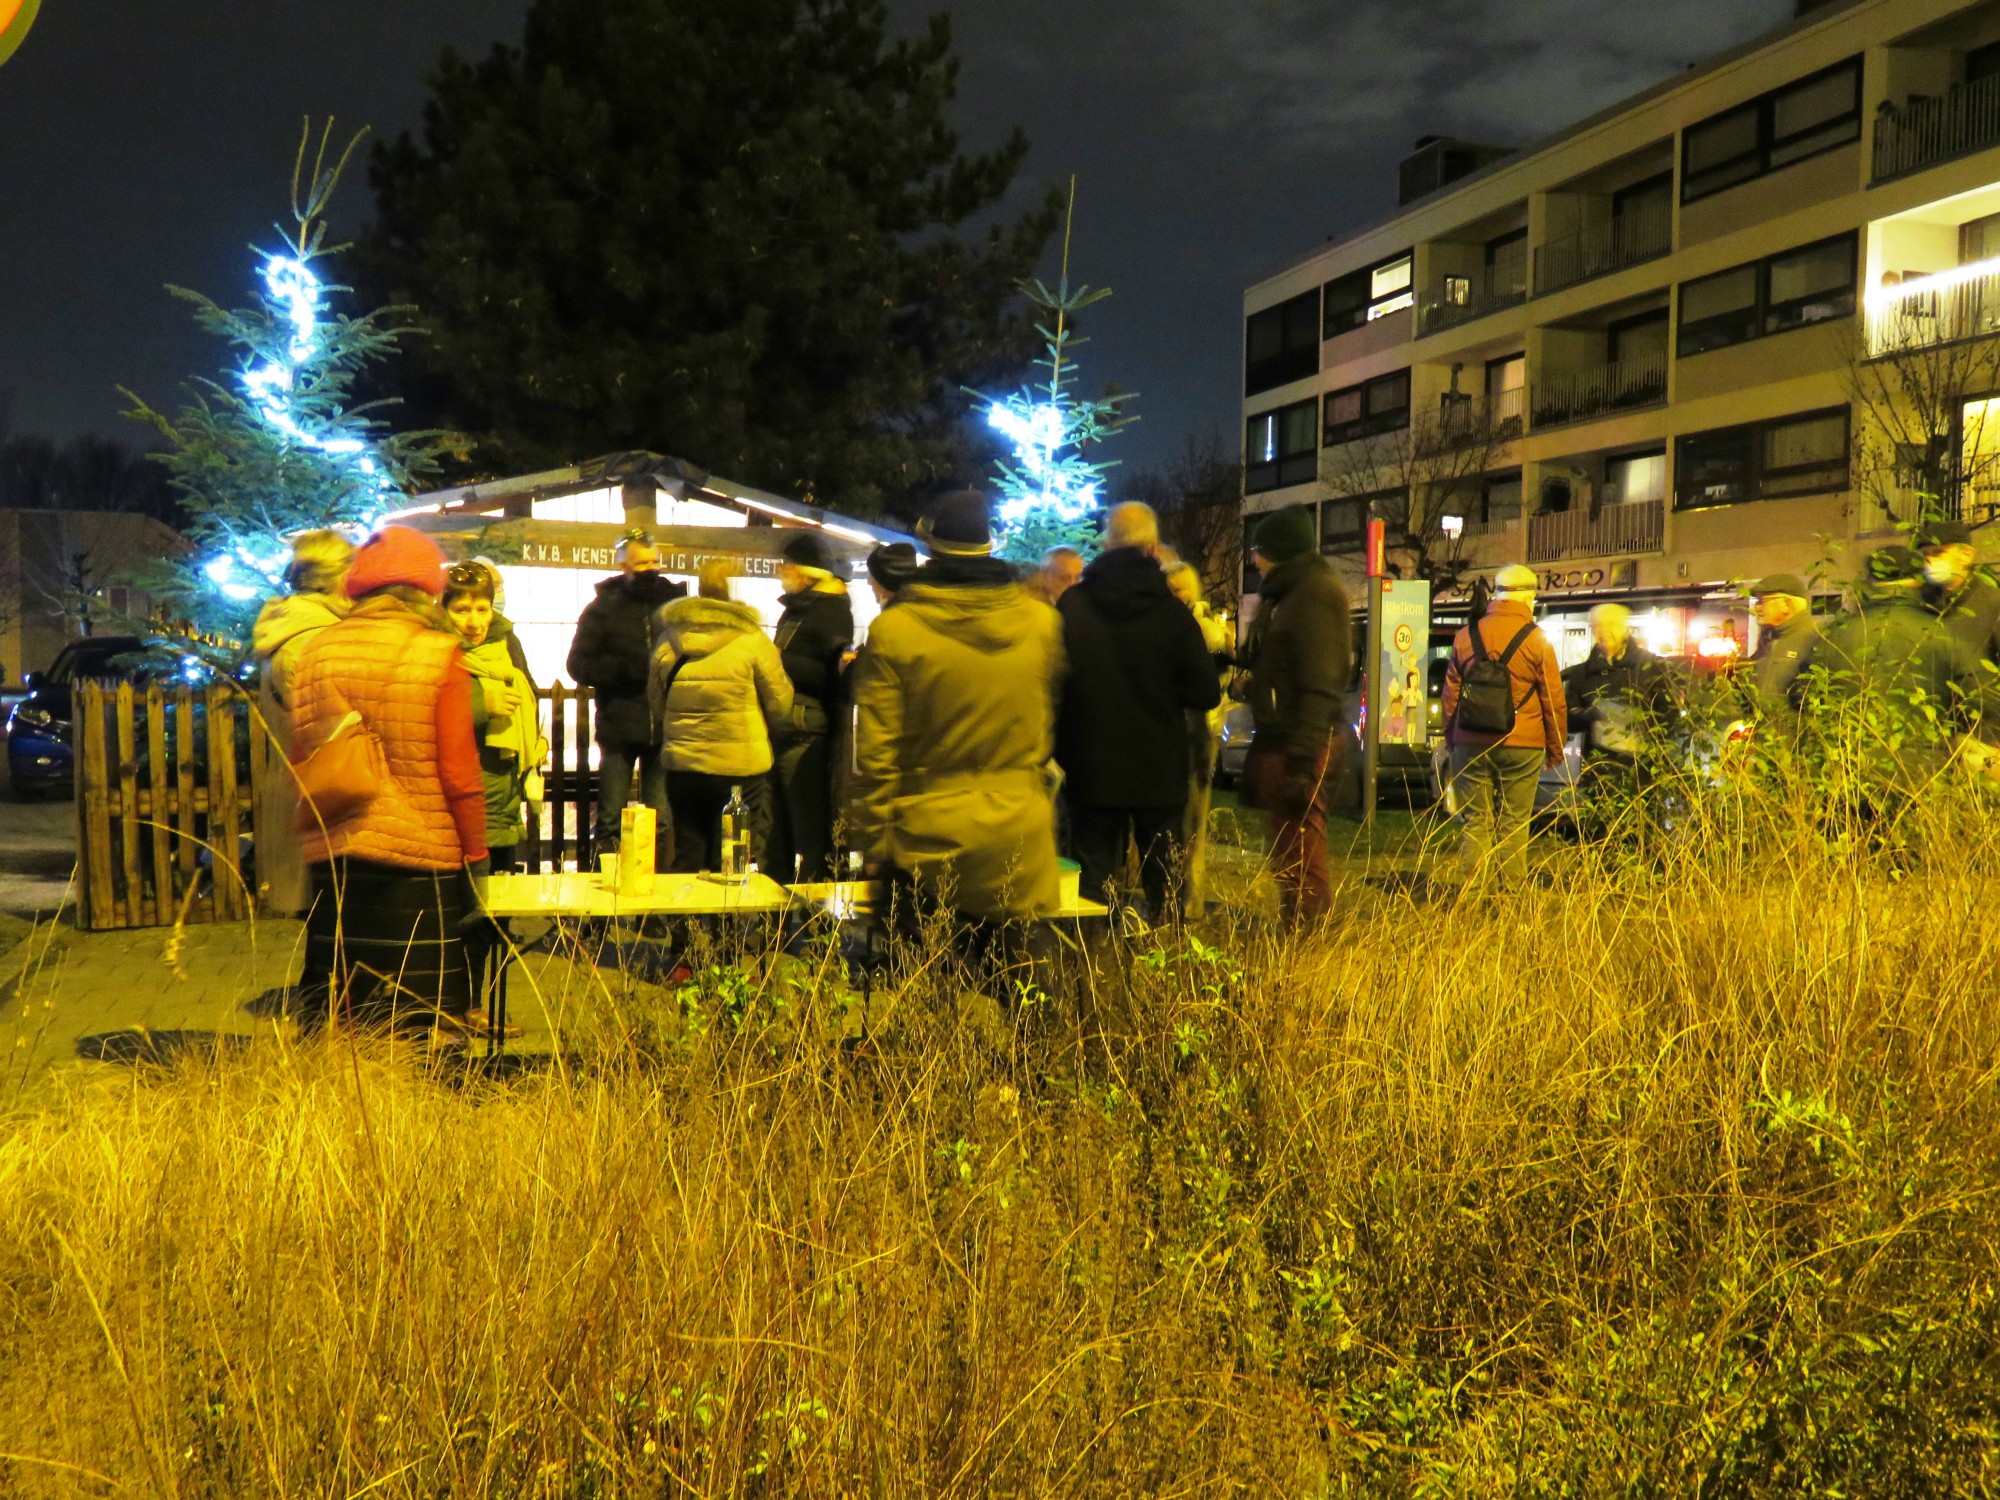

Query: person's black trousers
[771,731,835,882]
[300,858,473,1032]
[1071,803,1186,918]
[665,771,773,874]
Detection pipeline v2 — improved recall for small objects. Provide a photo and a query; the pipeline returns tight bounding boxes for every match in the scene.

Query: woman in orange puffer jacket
[289,525,489,1043]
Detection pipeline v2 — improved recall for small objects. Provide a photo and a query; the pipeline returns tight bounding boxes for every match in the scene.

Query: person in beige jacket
[250,529,353,916]
[649,562,794,872]
[849,492,1065,922]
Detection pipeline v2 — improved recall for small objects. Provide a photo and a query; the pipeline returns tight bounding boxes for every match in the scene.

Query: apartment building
[1241,0,2000,661]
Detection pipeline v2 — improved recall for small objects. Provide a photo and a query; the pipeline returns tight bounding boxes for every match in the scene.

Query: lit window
[1324,252,1416,336]
[1370,257,1412,299]
[1245,399,1319,493]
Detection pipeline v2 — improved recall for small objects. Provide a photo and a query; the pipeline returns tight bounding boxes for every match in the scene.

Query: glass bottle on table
[720,784,751,882]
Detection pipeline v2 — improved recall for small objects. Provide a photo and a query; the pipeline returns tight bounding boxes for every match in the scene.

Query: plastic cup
[598,852,619,889]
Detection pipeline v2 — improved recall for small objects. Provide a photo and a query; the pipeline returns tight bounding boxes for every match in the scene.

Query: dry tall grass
[0,782,1997,1496]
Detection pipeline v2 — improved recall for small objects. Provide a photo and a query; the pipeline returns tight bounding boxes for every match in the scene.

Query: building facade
[1242,0,2000,664]
[0,509,186,685]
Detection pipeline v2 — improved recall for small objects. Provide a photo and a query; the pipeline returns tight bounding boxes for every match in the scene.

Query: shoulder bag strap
[1494,621,1536,666]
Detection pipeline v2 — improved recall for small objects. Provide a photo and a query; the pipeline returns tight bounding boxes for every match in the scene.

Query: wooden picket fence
[520,683,601,876]
[73,679,601,931]
[73,679,264,931]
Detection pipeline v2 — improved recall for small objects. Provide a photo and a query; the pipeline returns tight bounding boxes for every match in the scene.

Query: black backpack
[1453,620,1535,736]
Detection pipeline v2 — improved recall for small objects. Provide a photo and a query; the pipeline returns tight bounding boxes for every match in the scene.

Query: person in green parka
[443,563,547,870]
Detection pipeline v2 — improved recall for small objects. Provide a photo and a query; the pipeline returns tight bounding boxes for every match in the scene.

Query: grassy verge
[0,790,1995,1494]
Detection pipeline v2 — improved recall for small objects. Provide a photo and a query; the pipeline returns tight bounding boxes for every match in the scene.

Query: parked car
[5,635,146,797]
[1217,654,1448,809]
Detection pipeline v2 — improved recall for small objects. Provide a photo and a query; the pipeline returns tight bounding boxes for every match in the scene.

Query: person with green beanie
[1241,504,1352,925]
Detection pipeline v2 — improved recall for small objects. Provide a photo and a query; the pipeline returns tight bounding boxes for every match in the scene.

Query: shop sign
[510,540,781,576]
[1472,560,1639,595]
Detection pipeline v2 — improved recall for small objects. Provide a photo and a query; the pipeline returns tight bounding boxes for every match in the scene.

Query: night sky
[0,0,1792,486]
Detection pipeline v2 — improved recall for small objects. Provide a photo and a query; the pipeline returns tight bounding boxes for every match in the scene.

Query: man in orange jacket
[1441,564,1567,883]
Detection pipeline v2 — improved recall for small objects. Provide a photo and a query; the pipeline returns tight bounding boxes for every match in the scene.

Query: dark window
[1682,57,1861,203]
[1612,171,1674,220]
[1485,227,1529,299]
[1765,237,1857,333]
[1323,252,1415,336]
[1969,40,2000,87]
[1320,498,1368,552]
[1961,209,2000,265]
[1245,289,1321,396]
[1678,266,1759,353]
[1677,233,1856,356]
[1482,472,1524,526]
[1245,399,1319,493]
[1323,370,1411,445]
[1675,407,1849,509]
[1607,307,1671,365]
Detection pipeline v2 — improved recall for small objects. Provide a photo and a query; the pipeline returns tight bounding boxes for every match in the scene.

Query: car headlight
[9,704,55,732]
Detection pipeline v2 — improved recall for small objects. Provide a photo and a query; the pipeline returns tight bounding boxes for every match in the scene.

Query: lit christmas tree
[979,182,1134,564]
[123,122,456,668]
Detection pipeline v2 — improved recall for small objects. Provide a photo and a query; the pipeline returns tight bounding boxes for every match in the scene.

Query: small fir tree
[122,122,457,668]
[979,183,1134,565]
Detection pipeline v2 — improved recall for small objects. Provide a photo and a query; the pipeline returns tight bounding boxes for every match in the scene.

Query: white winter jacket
[649,597,795,777]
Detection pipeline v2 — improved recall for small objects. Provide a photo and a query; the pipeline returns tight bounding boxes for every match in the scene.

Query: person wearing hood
[289,525,488,1043]
[650,561,794,872]
[251,529,354,916]
[444,563,547,869]
[1241,505,1353,924]
[565,530,685,858]
[1055,503,1220,918]
[769,531,855,881]
[850,491,1065,921]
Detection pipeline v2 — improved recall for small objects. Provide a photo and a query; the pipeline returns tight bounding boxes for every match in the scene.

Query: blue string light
[984,399,1102,527]
[198,251,398,604]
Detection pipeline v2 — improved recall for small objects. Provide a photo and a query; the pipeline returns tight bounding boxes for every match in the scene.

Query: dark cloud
[1,0,1793,486]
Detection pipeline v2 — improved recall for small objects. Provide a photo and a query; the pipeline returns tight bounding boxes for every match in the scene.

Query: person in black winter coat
[1561,603,1678,765]
[565,532,686,855]
[1056,503,1222,917]
[769,531,855,881]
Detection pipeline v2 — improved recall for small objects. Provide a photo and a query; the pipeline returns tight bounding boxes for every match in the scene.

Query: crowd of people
[242,491,1320,1042]
[241,485,2000,1042]
[1426,515,2000,880]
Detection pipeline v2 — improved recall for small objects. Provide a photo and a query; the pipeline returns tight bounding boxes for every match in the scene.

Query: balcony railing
[1873,72,2000,183]
[1431,385,1524,447]
[1529,356,1667,428]
[1532,203,1673,296]
[1526,498,1665,563]
[1865,265,2000,357]
[1417,241,1528,337]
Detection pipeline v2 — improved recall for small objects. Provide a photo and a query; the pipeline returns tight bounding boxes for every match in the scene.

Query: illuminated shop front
[390,453,918,688]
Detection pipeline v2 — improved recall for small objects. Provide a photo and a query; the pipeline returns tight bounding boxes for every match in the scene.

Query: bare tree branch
[1319,396,1511,595]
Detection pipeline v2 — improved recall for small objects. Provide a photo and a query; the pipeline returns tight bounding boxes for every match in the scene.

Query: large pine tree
[359,0,1061,517]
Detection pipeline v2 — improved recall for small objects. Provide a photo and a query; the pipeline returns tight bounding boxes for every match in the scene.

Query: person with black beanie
[769,530,855,880]
[565,529,685,859]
